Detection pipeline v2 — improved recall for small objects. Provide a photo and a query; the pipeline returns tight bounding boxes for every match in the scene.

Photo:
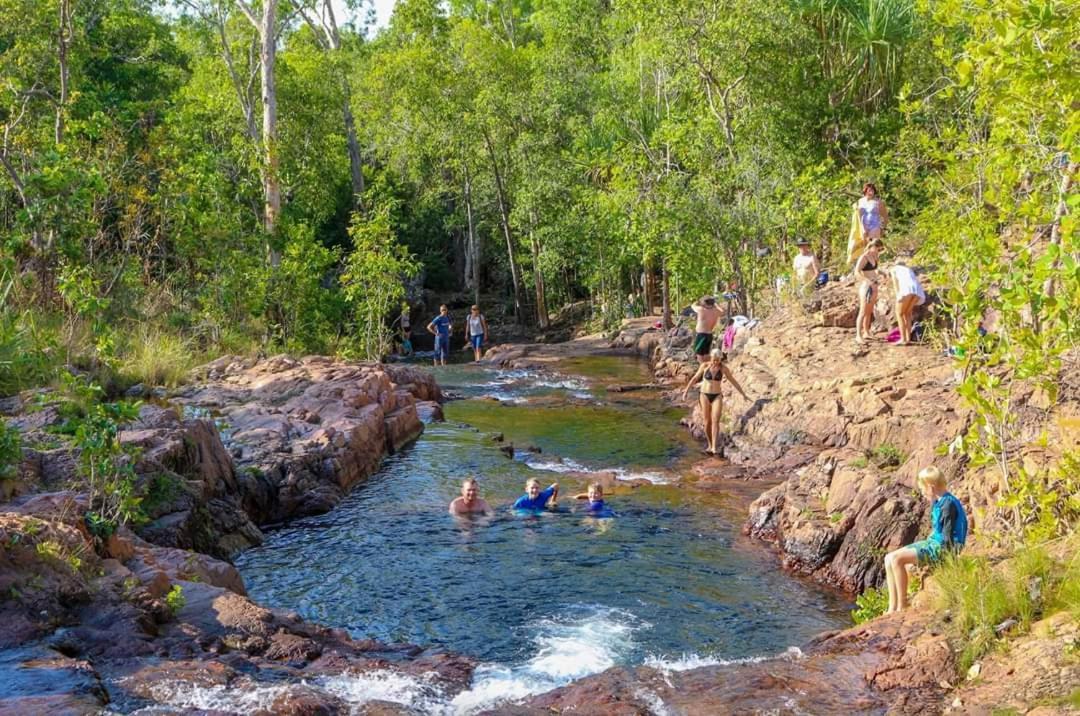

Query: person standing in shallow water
[466,305,489,362]
[449,477,492,516]
[690,296,724,363]
[427,304,453,367]
[682,348,750,456]
[883,466,967,613]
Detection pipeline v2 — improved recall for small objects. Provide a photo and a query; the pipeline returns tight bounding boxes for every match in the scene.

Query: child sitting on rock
[883,466,968,613]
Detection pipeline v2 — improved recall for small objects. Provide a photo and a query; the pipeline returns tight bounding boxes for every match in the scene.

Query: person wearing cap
[792,239,822,291]
[690,295,724,363]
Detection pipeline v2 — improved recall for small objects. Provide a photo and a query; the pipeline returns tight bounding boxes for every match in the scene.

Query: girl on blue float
[883,466,968,613]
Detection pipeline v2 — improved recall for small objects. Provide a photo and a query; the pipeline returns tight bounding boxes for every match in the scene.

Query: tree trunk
[530,228,549,329]
[342,98,365,209]
[55,0,71,145]
[482,128,524,323]
[463,165,480,305]
[237,0,280,266]
[259,0,280,267]
[661,259,671,329]
[1042,161,1077,301]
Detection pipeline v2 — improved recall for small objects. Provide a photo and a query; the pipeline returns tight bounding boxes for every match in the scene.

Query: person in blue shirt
[884,466,968,613]
[513,478,558,513]
[574,483,614,518]
[426,304,453,367]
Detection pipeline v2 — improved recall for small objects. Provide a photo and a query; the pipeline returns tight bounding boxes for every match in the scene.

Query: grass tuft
[118,329,196,389]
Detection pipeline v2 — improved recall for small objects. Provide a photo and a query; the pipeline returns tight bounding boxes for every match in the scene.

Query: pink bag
[886,328,901,343]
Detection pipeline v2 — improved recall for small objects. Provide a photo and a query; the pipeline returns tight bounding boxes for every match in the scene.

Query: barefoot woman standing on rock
[854,240,884,344]
[683,348,749,455]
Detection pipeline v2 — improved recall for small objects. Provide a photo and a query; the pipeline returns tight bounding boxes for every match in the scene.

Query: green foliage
[52,379,145,532]
[851,585,889,623]
[117,329,196,389]
[341,203,419,359]
[868,443,905,469]
[0,419,21,482]
[165,584,186,616]
[998,452,1080,542]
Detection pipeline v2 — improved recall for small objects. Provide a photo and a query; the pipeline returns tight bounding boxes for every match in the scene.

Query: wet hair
[916,466,946,489]
[587,482,603,494]
[525,478,541,489]
[863,182,878,196]
[703,296,716,306]
[868,239,884,250]
[462,477,478,489]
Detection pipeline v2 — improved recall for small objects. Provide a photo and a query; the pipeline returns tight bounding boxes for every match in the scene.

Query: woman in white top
[847,182,889,264]
[466,305,489,361]
[890,263,926,345]
[858,183,888,240]
[792,239,821,291]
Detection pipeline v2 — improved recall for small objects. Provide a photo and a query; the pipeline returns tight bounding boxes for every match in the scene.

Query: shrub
[869,444,905,469]
[118,328,196,389]
[852,585,889,623]
[165,584,186,616]
[0,419,21,482]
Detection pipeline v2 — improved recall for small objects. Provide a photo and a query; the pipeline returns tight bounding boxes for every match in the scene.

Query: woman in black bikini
[682,349,750,455]
[854,240,884,344]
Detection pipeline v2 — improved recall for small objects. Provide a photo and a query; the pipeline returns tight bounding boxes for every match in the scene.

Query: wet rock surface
[0,356,471,714]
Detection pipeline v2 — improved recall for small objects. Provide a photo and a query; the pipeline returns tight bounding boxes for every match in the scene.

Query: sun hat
[796,238,811,246]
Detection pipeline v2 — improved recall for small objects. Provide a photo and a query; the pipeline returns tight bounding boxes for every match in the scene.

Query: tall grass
[932,537,1079,672]
[118,329,197,389]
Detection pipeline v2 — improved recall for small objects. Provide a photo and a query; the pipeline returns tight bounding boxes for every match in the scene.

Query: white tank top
[468,314,485,336]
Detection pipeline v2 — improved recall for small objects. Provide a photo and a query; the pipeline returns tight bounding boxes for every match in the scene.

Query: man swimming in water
[448,477,492,516]
[690,296,724,363]
[513,478,558,512]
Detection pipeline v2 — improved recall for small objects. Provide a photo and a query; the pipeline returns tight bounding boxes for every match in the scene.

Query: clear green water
[234,355,851,712]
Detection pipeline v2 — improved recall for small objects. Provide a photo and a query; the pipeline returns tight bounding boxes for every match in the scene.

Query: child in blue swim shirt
[513,478,558,512]
[574,483,614,518]
[884,466,967,613]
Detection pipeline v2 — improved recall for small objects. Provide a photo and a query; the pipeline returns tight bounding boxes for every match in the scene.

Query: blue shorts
[908,538,942,565]
[434,335,450,360]
[470,334,483,350]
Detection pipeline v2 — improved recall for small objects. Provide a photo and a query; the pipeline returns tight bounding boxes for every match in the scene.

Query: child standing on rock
[883,466,968,613]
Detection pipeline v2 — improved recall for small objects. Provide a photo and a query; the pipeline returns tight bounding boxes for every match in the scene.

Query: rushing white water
[524,455,671,484]
[450,605,645,713]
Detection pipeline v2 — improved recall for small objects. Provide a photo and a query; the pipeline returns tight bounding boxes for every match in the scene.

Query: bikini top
[861,258,878,272]
[701,367,724,392]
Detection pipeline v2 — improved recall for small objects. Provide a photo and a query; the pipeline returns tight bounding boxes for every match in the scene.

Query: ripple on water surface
[233,359,851,712]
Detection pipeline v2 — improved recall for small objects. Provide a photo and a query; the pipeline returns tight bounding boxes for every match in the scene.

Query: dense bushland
[0,2,1076,548]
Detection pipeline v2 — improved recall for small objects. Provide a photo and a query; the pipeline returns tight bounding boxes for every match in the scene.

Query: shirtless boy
[691,296,724,363]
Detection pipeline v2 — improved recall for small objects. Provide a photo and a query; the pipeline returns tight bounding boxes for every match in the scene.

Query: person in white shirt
[466,304,489,361]
[792,239,821,291]
[890,262,926,345]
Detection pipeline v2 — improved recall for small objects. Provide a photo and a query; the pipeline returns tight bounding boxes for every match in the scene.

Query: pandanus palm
[794,0,916,111]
